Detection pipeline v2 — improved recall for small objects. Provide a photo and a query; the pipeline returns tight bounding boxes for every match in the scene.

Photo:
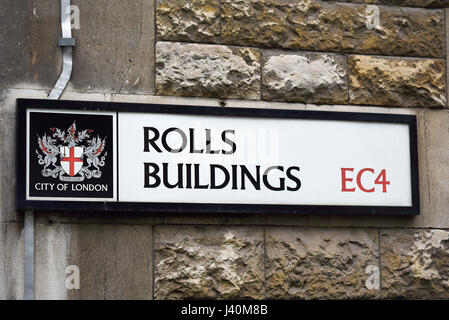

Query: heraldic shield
[60,146,84,177]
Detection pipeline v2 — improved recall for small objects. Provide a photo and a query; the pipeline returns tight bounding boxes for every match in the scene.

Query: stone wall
[1,0,449,299]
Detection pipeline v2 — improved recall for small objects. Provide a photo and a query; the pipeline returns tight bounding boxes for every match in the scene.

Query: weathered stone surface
[324,1,449,8]
[266,228,380,299]
[68,0,155,94]
[35,222,153,299]
[424,110,449,228]
[0,0,60,90]
[154,226,264,299]
[0,95,16,223]
[0,0,155,94]
[262,51,347,104]
[221,0,445,58]
[156,0,220,43]
[349,56,446,108]
[36,211,163,226]
[156,41,261,99]
[380,229,449,298]
[0,222,24,300]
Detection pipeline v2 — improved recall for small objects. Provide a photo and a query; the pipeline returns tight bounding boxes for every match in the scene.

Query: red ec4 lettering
[341,168,390,193]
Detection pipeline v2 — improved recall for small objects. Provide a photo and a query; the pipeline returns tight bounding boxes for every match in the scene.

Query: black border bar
[16,98,420,216]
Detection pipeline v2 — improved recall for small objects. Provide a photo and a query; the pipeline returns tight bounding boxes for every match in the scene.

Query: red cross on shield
[60,146,83,176]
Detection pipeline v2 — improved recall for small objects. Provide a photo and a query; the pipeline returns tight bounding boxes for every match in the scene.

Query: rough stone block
[380,229,449,298]
[156,41,261,99]
[221,0,445,58]
[349,55,446,108]
[323,1,449,8]
[262,51,347,104]
[35,222,153,299]
[154,225,264,299]
[266,227,380,299]
[156,0,220,43]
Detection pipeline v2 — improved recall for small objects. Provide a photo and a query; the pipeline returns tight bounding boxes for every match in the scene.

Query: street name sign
[16,99,419,215]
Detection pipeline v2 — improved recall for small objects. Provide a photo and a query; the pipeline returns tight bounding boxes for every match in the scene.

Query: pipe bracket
[58,37,75,47]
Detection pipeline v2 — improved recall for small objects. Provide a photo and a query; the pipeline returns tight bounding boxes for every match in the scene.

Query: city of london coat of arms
[36,121,107,182]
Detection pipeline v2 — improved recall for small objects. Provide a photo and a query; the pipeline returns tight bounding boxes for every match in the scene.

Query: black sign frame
[16,98,420,216]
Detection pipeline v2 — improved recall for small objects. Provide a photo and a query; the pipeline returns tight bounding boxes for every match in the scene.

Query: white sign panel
[18,99,419,215]
[119,113,411,207]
